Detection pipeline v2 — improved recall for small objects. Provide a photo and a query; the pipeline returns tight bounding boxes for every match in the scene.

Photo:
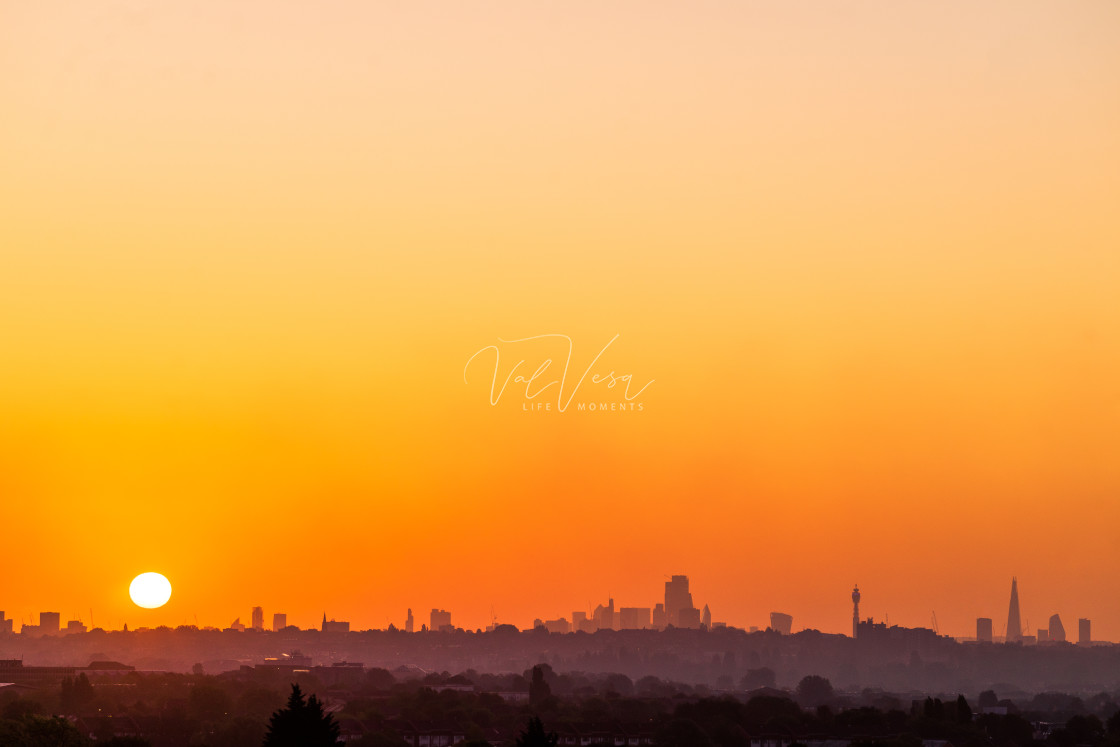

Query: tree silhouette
[795,675,834,707]
[262,684,340,747]
[515,716,558,747]
[956,694,972,724]
[528,665,552,709]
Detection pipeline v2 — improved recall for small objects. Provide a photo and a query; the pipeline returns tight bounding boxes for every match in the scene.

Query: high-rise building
[65,620,87,634]
[272,613,287,631]
[664,575,695,627]
[701,604,712,629]
[542,617,571,634]
[0,612,12,635]
[39,612,60,635]
[651,604,666,630]
[572,611,589,632]
[619,607,651,630]
[1049,614,1065,642]
[1036,628,1049,642]
[251,606,264,631]
[678,607,702,628]
[770,612,793,635]
[430,609,452,631]
[1005,577,1022,643]
[592,598,616,630]
[405,608,414,633]
[976,617,993,642]
[852,585,861,639]
[1079,618,1091,645]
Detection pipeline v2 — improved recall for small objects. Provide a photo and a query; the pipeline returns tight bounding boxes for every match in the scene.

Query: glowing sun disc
[129,572,172,609]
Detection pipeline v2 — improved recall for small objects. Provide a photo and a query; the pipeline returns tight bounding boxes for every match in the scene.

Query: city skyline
[1,575,1105,643]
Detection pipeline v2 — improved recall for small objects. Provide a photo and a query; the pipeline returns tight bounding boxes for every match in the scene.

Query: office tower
[572,611,588,632]
[65,620,87,634]
[272,613,287,631]
[770,612,793,635]
[0,612,12,635]
[701,604,712,629]
[651,604,666,630]
[976,617,993,642]
[543,618,571,634]
[39,612,60,635]
[1079,618,1090,645]
[678,607,702,628]
[592,598,616,630]
[1005,577,1022,643]
[251,606,264,631]
[430,608,452,631]
[619,607,651,630]
[405,608,414,633]
[852,585,861,639]
[664,575,695,627]
[1037,628,1049,642]
[1049,614,1065,642]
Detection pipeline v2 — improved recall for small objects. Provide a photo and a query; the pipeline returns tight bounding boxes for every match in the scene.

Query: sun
[129,572,172,609]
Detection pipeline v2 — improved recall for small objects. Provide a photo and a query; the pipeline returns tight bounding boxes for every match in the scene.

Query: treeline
[1,665,1119,746]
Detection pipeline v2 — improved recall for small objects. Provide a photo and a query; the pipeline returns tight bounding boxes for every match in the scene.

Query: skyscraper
[701,604,712,629]
[272,613,287,631]
[39,612,60,635]
[1049,613,1065,642]
[851,585,861,639]
[976,617,993,643]
[770,612,793,635]
[405,608,414,633]
[664,575,694,627]
[430,608,452,631]
[1005,577,1022,643]
[651,604,666,630]
[251,606,264,631]
[1079,618,1091,645]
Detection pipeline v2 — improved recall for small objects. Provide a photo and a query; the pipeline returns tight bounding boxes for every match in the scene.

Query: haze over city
[3,2,1119,744]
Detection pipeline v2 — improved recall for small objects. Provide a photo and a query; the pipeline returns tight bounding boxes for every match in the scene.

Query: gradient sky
[1,1,1118,640]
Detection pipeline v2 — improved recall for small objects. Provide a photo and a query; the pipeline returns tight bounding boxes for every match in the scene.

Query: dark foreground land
[2,663,1120,747]
[2,626,1120,746]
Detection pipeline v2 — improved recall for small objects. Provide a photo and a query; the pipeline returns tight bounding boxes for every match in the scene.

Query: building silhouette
[1079,618,1091,645]
[321,613,349,633]
[976,617,993,643]
[251,606,264,631]
[39,612,60,636]
[620,607,651,630]
[1049,613,1066,642]
[701,604,711,630]
[770,612,793,635]
[651,603,666,630]
[572,611,589,632]
[664,575,695,627]
[272,613,287,631]
[405,608,414,633]
[0,612,12,635]
[430,609,452,632]
[1006,577,1023,643]
[592,598,616,630]
[852,585,861,639]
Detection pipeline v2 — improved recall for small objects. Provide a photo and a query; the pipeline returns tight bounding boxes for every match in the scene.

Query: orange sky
[1,1,1118,640]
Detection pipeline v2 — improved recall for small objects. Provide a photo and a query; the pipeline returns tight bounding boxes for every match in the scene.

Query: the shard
[1006,577,1023,642]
